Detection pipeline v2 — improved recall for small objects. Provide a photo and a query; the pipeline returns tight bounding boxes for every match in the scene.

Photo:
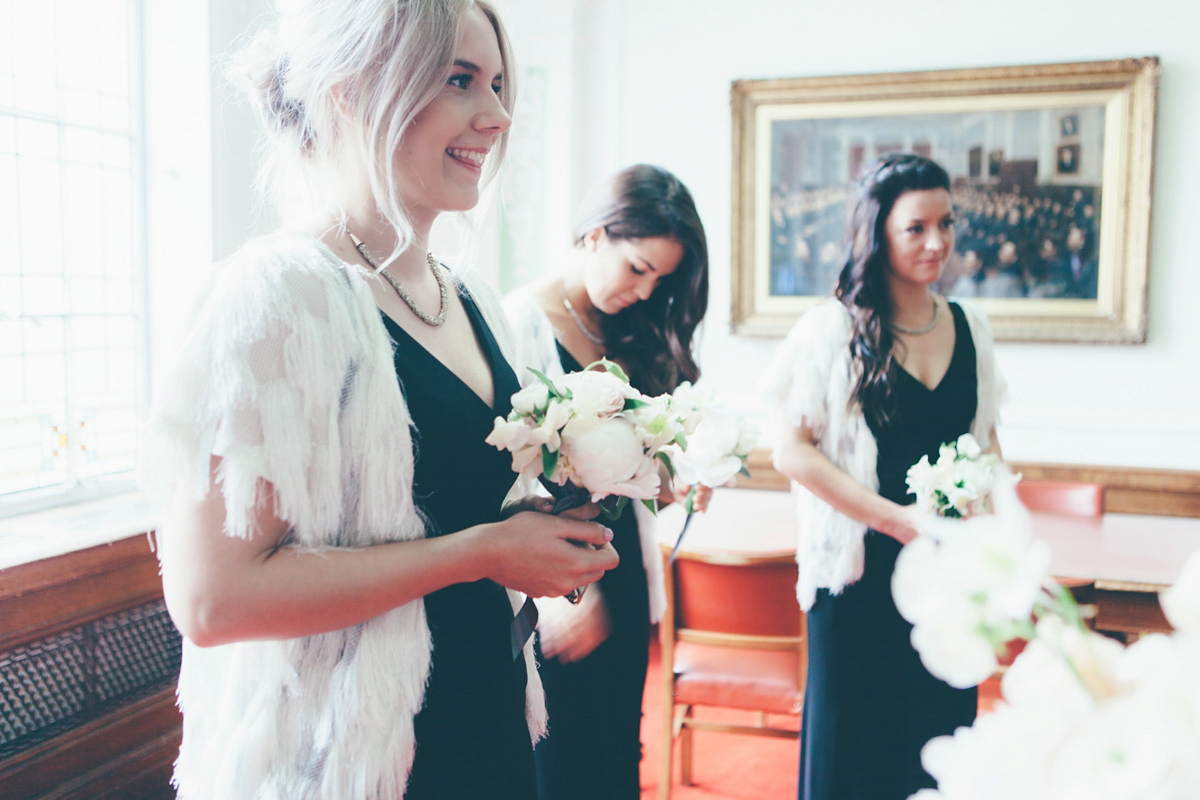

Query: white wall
[492,0,1200,470]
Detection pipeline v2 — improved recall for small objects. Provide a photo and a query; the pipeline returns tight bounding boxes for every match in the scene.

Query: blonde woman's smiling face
[393,5,511,219]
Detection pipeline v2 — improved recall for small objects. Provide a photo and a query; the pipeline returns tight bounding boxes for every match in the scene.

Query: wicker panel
[0,630,88,746]
[0,600,181,759]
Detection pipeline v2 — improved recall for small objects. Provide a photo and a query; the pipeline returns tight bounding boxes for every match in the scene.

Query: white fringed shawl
[502,287,668,624]
[151,230,545,800]
[762,298,1004,611]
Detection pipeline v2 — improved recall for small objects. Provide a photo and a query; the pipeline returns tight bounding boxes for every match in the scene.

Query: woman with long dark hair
[505,163,710,800]
[765,153,1005,799]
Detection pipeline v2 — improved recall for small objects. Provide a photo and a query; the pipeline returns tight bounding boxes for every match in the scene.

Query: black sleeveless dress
[798,301,979,800]
[382,285,537,799]
[533,343,652,800]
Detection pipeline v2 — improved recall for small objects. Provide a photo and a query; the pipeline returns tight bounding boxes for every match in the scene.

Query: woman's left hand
[660,478,713,513]
[683,482,713,513]
[535,585,612,662]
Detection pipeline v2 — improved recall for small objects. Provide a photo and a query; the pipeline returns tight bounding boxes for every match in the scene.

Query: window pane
[1,0,140,513]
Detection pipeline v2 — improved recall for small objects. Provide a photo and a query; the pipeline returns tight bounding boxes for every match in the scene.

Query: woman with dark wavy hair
[505,163,710,800]
[765,153,1005,799]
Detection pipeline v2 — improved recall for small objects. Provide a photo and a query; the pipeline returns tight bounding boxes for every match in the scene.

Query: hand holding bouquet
[486,359,691,519]
[661,382,758,561]
[667,382,757,513]
[486,360,693,601]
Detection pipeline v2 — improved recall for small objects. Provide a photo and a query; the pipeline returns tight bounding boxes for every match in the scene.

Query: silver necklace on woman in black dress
[890,295,940,335]
[348,232,449,326]
[559,280,605,346]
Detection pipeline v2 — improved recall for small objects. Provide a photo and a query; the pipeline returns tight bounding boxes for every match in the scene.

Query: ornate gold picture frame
[730,58,1160,342]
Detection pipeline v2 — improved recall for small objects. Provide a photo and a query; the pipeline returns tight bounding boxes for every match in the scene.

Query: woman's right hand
[476,510,619,598]
[882,504,926,545]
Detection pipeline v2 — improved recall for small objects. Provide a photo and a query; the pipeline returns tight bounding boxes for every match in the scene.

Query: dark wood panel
[0,687,181,800]
[0,536,163,652]
[1094,589,1172,637]
[736,448,1200,518]
[40,730,180,800]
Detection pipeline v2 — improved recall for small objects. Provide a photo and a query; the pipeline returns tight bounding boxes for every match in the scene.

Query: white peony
[557,369,633,417]
[511,380,551,415]
[560,416,660,501]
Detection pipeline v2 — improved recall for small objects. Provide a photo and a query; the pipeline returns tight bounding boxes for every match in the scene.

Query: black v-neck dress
[798,301,979,800]
[381,285,536,799]
[533,343,651,800]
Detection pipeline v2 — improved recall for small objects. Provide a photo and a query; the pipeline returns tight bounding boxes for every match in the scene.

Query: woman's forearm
[160,461,617,647]
[774,423,916,542]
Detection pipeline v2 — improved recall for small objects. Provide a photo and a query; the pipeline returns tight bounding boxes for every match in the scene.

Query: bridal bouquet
[665,382,757,513]
[893,478,1200,800]
[906,433,1004,518]
[486,359,693,521]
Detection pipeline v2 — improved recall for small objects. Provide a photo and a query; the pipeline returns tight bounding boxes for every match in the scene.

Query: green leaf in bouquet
[738,465,752,478]
[623,397,648,410]
[599,494,629,520]
[655,450,675,479]
[582,357,629,383]
[527,367,562,397]
[641,498,659,515]
[542,445,559,478]
[673,431,688,450]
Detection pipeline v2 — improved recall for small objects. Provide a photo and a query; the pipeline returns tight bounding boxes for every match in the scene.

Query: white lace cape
[761,298,1005,611]
[502,287,668,624]
[149,230,546,800]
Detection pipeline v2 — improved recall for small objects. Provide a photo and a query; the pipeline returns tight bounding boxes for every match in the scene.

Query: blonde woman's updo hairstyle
[227,0,515,253]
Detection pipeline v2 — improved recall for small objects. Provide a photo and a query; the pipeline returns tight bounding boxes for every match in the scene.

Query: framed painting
[730,58,1159,342]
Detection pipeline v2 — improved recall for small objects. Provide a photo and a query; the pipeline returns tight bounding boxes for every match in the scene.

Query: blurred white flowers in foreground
[898,476,1200,800]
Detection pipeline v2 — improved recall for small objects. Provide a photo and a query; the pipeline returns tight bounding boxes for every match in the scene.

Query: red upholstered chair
[980,479,1105,713]
[1015,479,1104,517]
[657,546,804,799]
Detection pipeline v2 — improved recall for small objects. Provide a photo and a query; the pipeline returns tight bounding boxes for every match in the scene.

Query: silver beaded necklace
[890,295,940,336]
[559,281,605,346]
[349,232,449,327]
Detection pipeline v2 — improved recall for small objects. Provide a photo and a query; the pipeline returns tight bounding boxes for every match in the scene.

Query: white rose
[560,416,660,501]
[511,380,551,415]
[671,411,745,487]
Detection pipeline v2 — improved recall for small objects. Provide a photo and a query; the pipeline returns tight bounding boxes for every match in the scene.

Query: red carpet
[639,637,999,799]
[639,637,800,799]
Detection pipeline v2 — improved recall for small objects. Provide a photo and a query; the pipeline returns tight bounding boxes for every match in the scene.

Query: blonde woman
[151,2,616,798]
